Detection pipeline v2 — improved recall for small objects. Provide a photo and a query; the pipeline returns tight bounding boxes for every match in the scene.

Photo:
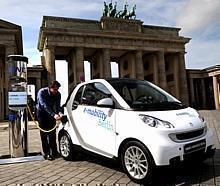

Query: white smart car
[58,78,215,184]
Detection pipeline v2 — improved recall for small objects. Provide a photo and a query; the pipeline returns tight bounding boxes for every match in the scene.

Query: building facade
[187,65,220,110]
[0,16,197,121]
[38,16,190,105]
[0,19,23,120]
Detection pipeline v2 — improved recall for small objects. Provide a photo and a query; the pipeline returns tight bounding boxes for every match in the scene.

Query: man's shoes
[43,154,48,160]
[53,153,60,159]
[43,154,55,161]
[47,155,55,161]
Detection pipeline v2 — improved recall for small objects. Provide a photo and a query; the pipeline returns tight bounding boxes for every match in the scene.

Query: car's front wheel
[120,141,154,184]
[59,132,74,160]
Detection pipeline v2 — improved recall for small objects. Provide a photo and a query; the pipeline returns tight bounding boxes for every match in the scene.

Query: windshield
[107,79,186,111]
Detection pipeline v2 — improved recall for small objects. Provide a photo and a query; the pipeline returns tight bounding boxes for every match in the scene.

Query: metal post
[7,55,28,158]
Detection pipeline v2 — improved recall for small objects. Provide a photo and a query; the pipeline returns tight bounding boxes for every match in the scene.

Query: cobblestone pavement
[0,110,220,186]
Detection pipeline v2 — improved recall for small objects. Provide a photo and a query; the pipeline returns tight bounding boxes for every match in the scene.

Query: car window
[73,86,84,105]
[130,84,167,103]
[81,82,111,106]
[108,79,185,111]
[122,86,133,105]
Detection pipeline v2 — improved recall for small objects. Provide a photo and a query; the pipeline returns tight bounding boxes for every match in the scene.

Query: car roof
[106,78,146,84]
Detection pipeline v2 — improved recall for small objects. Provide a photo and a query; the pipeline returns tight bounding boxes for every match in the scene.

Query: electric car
[58,78,215,184]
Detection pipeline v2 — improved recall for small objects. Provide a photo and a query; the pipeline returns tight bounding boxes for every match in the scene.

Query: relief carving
[101,17,142,33]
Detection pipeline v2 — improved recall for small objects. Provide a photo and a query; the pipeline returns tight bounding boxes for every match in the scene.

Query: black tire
[59,132,74,160]
[120,141,154,184]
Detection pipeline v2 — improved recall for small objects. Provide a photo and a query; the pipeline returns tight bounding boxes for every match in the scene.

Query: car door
[71,82,116,157]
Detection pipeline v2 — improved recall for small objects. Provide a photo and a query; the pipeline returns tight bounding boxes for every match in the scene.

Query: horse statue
[103,1,108,17]
[110,2,117,17]
[108,1,113,16]
[103,1,136,19]
[115,10,122,18]
[119,3,128,19]
[128,4,136,19]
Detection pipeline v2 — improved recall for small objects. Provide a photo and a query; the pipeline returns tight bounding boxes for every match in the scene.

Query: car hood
[137,107,205,131]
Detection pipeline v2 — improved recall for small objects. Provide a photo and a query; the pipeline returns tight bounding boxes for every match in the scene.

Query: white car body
[58,78,215,183]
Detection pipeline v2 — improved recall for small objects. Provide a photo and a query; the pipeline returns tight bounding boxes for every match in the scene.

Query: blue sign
[8,66,26,74]
[8,114,17,121]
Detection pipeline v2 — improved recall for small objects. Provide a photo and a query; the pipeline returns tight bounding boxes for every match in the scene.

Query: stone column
[91,51,103,79]
[36,78,41,94]
[189,78,195,107]
[178,52,189,105]
[44,46,55,83]
[213,76,220,110]
[131,57,136,79]
[75,47,84,84]
[98,51,104,78]
[119,53,134,78]
[135,50,144,80]
[157,51,167,90]
[102,48,111,78]
[68,51,76,90]
[152,54,159,85]
[0,57,3,120]
[201,78,206,109]
[173,54,180,99]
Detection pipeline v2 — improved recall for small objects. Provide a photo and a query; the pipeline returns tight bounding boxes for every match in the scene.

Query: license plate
[184,139,206,154]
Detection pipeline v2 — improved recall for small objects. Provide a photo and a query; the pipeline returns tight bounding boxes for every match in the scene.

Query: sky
[1,0,220,102]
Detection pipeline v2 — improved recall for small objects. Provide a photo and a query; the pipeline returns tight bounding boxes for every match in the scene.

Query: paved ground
[0,110,220,186]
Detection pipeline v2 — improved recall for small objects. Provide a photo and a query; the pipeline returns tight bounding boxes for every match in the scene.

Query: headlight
[197,112,208,135]
[198,115,205,123]
[196,111,206,123]
[139,114,174,128]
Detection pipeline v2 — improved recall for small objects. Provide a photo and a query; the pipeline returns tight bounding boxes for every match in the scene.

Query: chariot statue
[102,1,136,20]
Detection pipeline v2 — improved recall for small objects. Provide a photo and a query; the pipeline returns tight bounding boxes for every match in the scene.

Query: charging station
[8,55,28,157]
[0,55,43,164]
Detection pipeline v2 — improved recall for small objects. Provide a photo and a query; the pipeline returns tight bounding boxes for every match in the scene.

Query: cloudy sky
[1,0,219,103]
[1,0,220,69]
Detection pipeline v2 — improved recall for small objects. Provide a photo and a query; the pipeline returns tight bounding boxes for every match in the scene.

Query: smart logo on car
[83,107,114,132]
[83,108,107,121]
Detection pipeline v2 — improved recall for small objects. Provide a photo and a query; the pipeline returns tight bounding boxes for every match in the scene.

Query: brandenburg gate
[38,16,190,105]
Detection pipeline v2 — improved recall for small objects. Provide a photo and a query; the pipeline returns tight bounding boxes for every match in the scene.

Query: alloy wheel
[124,145,148,179]
[60,135,70,158]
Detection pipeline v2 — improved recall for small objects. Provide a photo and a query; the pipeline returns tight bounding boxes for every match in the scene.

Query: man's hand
[58,112,64,117]
[54,114,62,120]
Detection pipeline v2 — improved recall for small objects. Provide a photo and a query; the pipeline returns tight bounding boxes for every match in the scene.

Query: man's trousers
[36,109,58,156]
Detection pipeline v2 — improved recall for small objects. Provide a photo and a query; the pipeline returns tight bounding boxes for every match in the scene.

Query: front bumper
[169,144,216,165]
[149,129,216,166]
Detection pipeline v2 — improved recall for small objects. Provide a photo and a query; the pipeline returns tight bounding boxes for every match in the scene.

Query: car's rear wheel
[120,141,154,184]
[59,132,74,160]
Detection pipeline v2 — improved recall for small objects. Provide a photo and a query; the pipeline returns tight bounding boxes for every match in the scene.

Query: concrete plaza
[0,110,220,185]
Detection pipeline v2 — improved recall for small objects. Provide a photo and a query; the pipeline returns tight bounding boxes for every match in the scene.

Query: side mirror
[97,98,115,108]
[72,100,79,110]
